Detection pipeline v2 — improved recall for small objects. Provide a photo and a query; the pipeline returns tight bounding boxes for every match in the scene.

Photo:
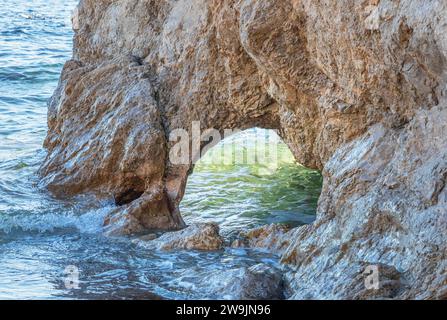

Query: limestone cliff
[40,0,447,299]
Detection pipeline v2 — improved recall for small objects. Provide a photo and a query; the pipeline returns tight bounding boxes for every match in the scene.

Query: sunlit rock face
[40,0,447,299]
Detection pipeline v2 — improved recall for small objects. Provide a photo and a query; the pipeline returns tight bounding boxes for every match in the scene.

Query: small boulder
[135,222,224,251]
[232,224,291,254]
[201,264,285,300]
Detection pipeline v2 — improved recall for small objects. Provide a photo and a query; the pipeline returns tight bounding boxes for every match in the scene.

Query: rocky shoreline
[40,0,446,299]
[132,222,287,299]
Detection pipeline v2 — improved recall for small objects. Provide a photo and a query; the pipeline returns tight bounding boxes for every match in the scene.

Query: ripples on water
[0,0,322,299]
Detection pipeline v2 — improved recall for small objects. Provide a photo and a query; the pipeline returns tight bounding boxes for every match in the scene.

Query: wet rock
[138,233,158,241]
[232,224,291,254]
[349,263,408,300]
[103,189,185,235]
[136,223,224,251]
[230,239,246,248]
[115,189,145,206]
[201,264,284,300]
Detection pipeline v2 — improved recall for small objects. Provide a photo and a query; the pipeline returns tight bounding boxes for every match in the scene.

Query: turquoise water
[0,0,322,299]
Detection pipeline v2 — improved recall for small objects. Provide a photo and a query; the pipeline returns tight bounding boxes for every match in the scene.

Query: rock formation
[231,224,292,253]
[40,0,447,299]
[134,222,224,251]
[199,263,285,300]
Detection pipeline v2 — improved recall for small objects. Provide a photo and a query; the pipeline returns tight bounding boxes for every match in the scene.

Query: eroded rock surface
[41,0,447,299]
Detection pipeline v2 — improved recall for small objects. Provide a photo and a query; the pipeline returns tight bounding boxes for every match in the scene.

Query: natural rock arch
[179,127,320,231]
[40,0,447,299]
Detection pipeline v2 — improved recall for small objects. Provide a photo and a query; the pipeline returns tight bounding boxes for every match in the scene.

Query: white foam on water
[0,206,112,235]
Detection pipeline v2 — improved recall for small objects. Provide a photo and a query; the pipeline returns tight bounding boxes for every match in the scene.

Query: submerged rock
[40,0,447,299]
[201,264,285,300]
[135,223,224,251]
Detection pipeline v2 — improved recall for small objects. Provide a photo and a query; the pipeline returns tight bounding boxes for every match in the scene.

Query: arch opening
[180,128,323,236]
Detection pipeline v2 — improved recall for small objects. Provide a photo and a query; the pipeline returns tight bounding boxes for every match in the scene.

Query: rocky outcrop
[40,0,447,299]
